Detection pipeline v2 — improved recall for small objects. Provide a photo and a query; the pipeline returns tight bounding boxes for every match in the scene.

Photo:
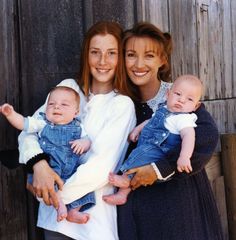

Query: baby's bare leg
[108,172,130,188]
[103,187,131,205]
[66,207,90,224]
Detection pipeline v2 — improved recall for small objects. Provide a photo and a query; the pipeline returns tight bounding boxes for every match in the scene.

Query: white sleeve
[18,105,46,164]
[60,97,136,204]
[165,113,197,134]
[18,79,84,164]
[24,116,46,133]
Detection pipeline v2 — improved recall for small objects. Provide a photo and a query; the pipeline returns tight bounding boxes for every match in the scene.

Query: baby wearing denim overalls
[24,87,93,224]
[121,106,186,172]
[0,86,92,223]
[103,105,197,205]
[103,75,203,205]
[29,113,95,212]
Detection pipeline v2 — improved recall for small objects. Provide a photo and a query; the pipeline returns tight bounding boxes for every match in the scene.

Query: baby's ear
[75,107,80,116]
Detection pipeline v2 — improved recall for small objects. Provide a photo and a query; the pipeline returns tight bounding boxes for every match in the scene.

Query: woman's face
[125,37,165,88]
[88,34,118,89]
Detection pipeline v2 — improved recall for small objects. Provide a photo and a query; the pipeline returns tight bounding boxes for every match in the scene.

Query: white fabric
[24,117,46,133]
[165,112,197,134]
[18,79,136,240]
[146,81,172,112]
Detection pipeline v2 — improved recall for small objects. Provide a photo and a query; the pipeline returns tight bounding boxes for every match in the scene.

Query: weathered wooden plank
[222,0,233,98]
[0,164,28,240]
[197,0,224,99]
[19,0,84,115]
[0,0,20,150]
[84,0,135,30]
[204,99,236,134]
[221,134,236,240]
[168,0,199,79]
[136,0,169,32]
[232,0,236,97]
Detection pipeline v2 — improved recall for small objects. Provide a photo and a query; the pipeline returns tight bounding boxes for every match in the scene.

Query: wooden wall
[0,0,19,151]
[0,0,235,239]
[137,0,236,135]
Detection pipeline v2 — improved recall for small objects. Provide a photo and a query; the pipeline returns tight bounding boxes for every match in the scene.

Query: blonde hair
[49,86,80,108]
[173,74,204,99]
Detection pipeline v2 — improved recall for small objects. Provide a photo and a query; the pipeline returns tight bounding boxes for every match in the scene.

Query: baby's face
[45,89,79,125]
[167,80,201,113]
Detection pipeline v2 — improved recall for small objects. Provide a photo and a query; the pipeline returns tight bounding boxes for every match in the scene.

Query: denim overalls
[39,115,95,211]
[120,106,181,173]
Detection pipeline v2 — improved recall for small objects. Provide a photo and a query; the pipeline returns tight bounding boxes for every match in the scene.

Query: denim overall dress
[39,115,95,211]
[120,106,182,173]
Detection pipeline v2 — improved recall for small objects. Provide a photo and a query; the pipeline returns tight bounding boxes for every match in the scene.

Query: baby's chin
[50,119,71,125]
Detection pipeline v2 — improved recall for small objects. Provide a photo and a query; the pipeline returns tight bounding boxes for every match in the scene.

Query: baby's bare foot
[57,201,67,222]
[66,208,90,224]
[103,188,131,205]
[108,172,130,188]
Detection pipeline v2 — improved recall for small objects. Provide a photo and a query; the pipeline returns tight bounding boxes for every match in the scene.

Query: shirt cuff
[26,153,50,173]
[23,117,29,131]
[151,162,175,181]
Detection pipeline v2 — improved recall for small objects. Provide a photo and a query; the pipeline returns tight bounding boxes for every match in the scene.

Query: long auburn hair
[78,21,131,97]
[123,22,173,101]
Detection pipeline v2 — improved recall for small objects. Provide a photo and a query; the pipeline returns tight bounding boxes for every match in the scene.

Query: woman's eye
[188,98,193,102]
[146,54,154,58]
[108,51,117,56]
[126,52,135,58]
[91,50,98,55]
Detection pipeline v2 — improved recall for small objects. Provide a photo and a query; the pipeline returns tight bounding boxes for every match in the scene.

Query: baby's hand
[70,139,91,155]
[0,103,14,117]
[177,157,192,173]
[129,127,140,142]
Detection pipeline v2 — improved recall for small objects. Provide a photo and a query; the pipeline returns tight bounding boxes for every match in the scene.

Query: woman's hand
[32,160,64,208]
[125,164,157,190]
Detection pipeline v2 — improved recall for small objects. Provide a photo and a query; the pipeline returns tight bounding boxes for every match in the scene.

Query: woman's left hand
[125,165,157,190]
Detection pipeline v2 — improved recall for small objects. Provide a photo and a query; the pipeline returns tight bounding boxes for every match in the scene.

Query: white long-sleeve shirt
[18,79,136,240]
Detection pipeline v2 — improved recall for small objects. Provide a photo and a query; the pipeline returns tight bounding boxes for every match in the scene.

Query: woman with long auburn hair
[18,21,136,240]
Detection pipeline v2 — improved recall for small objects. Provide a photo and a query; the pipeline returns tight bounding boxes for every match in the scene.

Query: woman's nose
[99,52,107,64]
[135,57,144,67]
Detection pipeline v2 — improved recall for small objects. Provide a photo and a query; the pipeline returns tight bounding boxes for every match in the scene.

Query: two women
[19,21,223,240]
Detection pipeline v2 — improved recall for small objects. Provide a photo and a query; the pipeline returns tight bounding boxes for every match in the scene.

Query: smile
[96,68,110,73]
[133,71,148,77]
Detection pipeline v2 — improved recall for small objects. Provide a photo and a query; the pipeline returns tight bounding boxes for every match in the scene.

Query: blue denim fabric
[120,106,181,173]
[31,115,95,211]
